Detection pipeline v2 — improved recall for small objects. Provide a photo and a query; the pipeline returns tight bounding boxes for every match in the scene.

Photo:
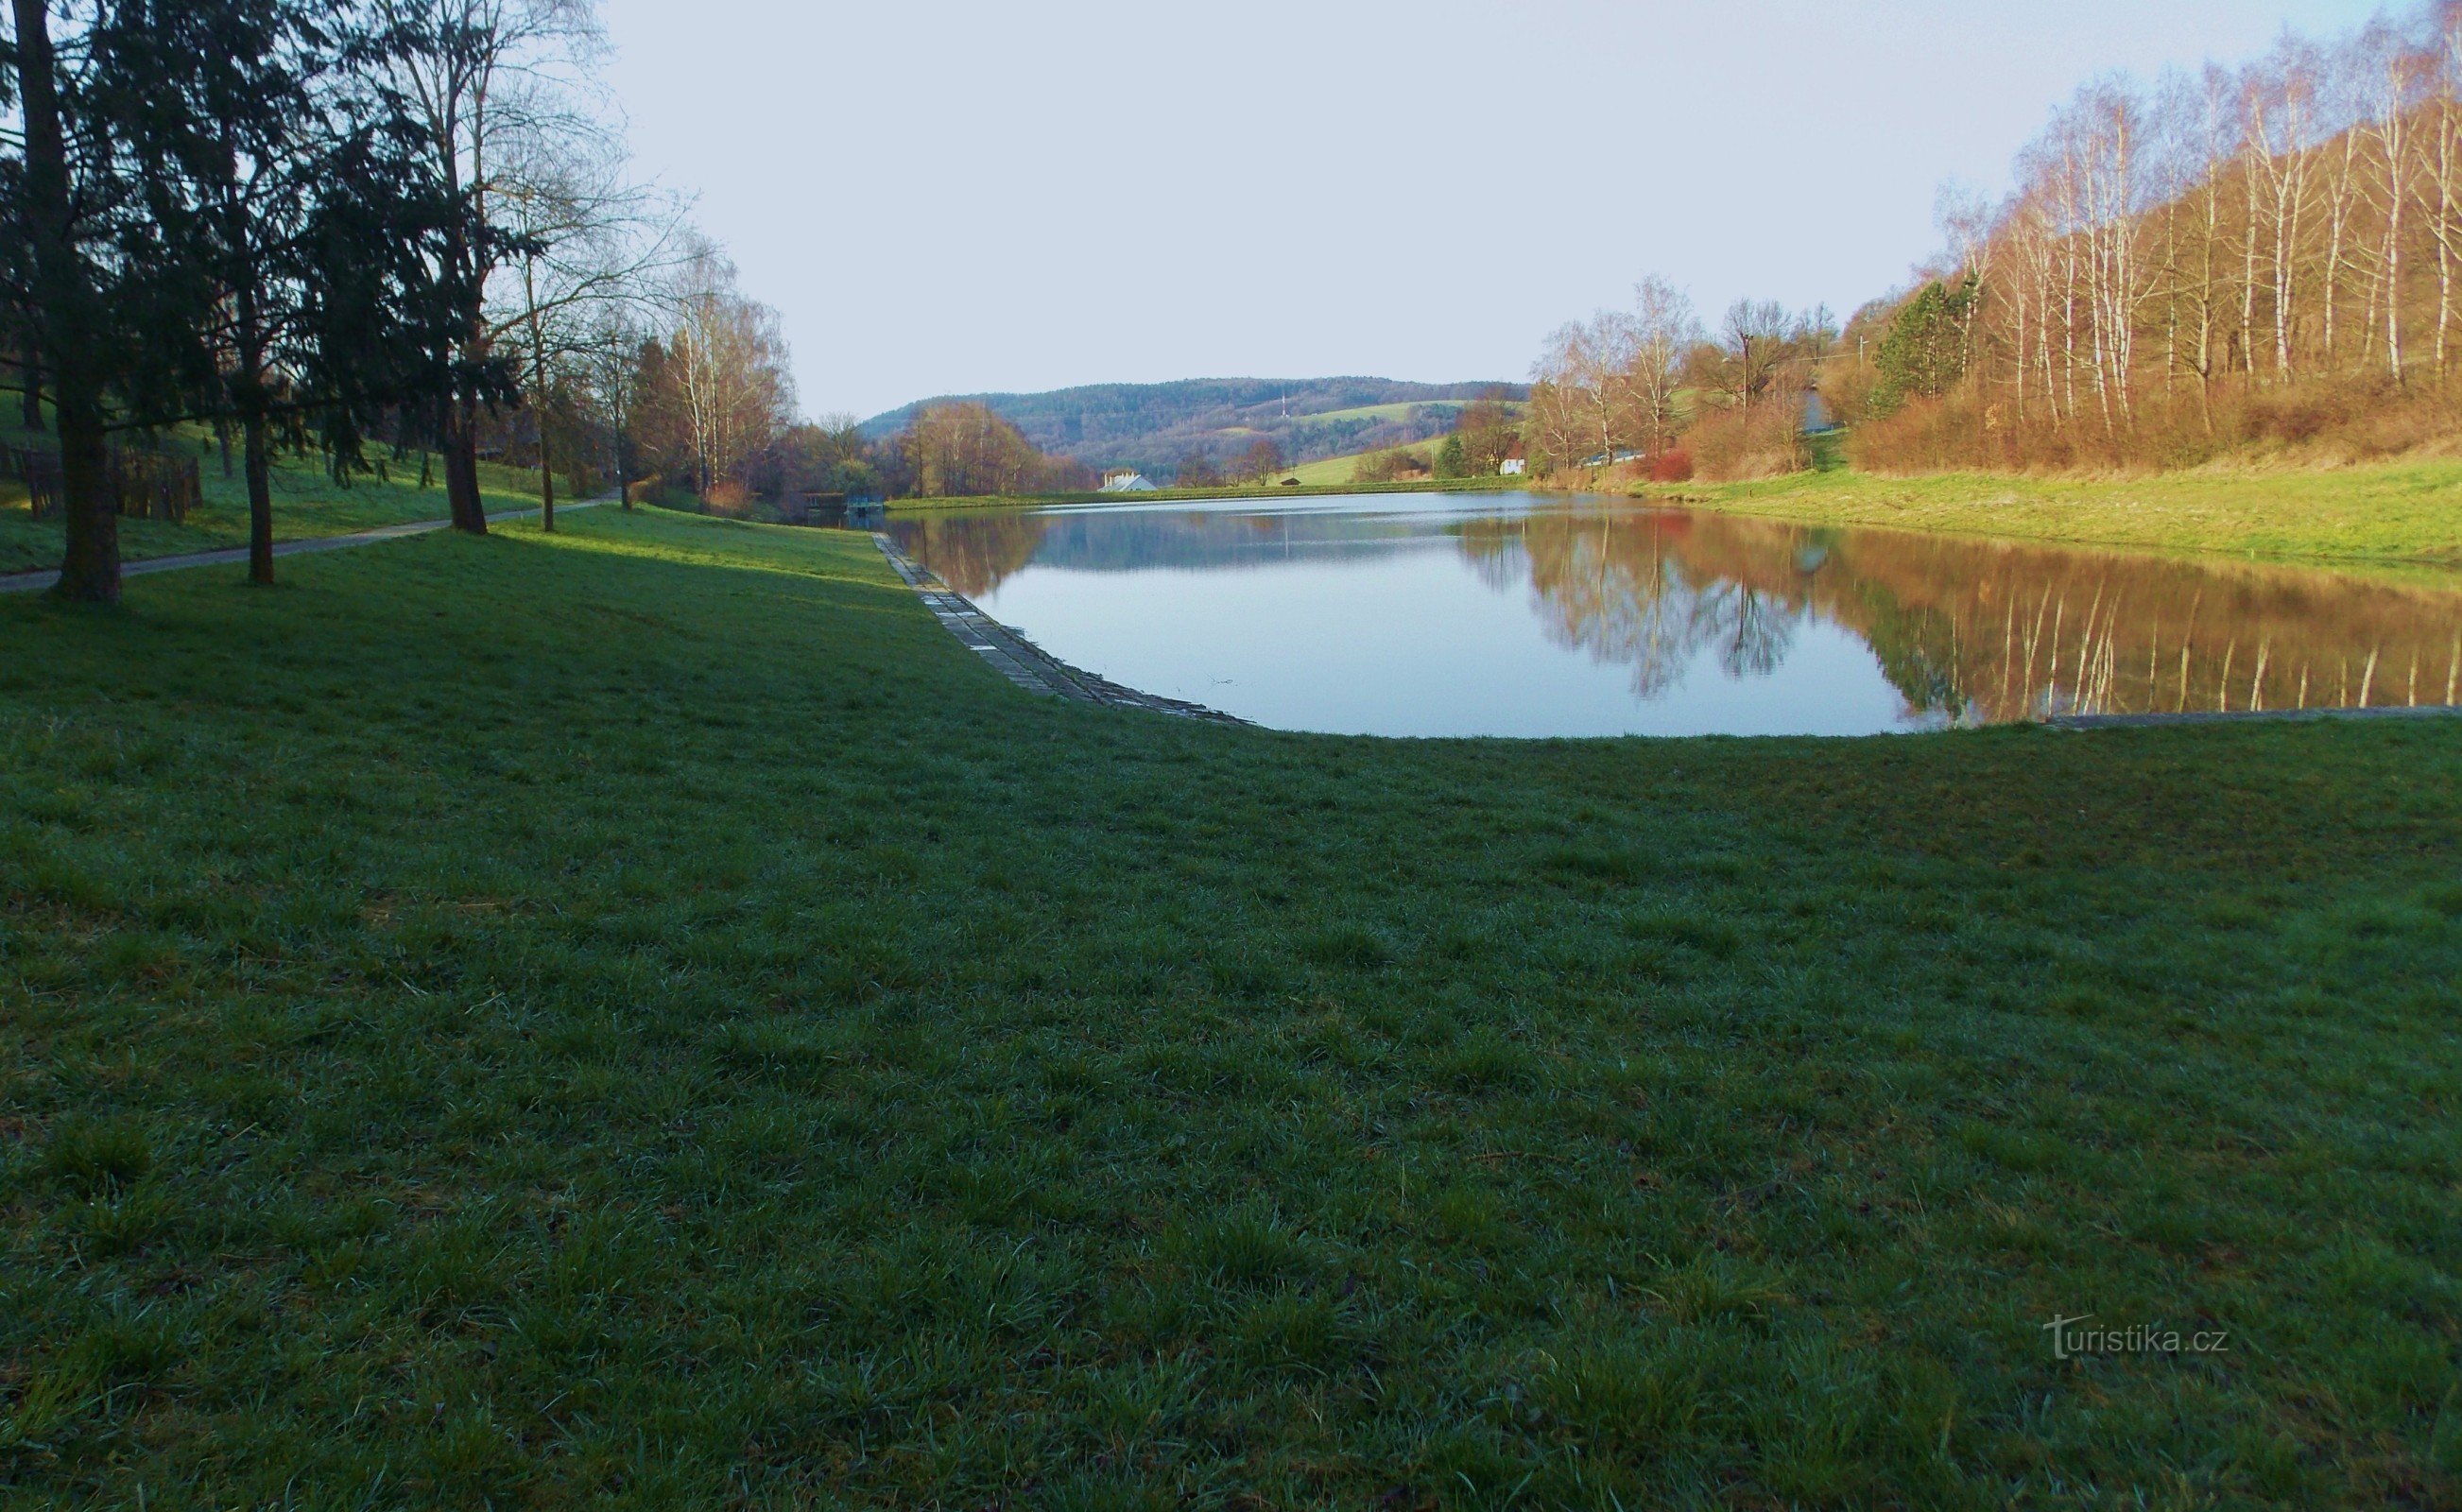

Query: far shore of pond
[1633,456,2462,566]
[887,455,2462,570]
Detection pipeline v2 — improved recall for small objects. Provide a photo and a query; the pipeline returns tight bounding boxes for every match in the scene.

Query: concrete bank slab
[872,533,1247,725]
[0,499,603,595]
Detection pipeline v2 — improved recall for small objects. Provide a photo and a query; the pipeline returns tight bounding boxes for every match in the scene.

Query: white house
[1099,472,1157,493]
[1498,442,1527,477]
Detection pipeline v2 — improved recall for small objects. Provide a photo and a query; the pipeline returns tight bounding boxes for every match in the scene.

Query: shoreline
[1627,458,2462,568]
[870,534,1248,725]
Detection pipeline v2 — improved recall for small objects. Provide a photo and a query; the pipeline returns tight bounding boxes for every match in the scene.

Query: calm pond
[886,492,2462,738]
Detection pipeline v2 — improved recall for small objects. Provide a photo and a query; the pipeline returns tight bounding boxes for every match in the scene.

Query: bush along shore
[1,507,2455,1506]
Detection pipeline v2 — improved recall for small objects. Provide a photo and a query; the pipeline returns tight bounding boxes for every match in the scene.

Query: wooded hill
[860,377,1526,478]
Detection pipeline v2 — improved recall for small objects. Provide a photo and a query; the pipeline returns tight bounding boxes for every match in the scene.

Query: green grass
[0,419,549,575]
[1288,402,1526,432]
[1285,437,1448,487]
[1642,457,2462,566]
[1,507,2457,1507]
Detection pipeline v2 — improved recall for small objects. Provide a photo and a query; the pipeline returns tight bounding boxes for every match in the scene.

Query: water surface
[887,492,2462,738]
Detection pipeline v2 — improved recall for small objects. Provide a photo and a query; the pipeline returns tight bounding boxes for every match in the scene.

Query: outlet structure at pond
[872,534,1248,725]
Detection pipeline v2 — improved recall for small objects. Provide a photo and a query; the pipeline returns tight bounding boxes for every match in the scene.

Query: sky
[596,0,2389,421]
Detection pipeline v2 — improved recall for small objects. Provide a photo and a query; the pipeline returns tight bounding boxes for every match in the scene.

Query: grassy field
[0,419,549,575]
[1,508,2456,1507]
[1641,458,2462,566]
[1285,437,1448,487]
[1289,403,1463,430]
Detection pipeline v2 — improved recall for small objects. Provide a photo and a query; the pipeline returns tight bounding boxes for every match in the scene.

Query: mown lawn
[1641,458,2462,566]
[0,419,547,575]
[1,507,2455,1508]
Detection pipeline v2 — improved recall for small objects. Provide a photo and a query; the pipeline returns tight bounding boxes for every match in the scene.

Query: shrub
[1681,404,1804,481]
[1352,448,1430,484]
[1649,448,1696,483]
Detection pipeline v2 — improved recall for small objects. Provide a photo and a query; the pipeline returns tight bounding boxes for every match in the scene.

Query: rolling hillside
[861,377,1525,479]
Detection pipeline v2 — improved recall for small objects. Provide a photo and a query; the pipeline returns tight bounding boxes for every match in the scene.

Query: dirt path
[0,499,604,595]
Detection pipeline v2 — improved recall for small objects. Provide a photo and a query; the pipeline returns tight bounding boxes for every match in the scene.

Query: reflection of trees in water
[1465,508,2462,721]
[1701,583,1797,679]
[881,513,1050,597]
[898,503,2461,722]
[1463,514,1802,698]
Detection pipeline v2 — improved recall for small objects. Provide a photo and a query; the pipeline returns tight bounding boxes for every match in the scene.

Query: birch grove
[1868,1,2462,468]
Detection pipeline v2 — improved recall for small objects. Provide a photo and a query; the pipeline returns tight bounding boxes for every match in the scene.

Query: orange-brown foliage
[1847,375,2462,474]
[1681,404,1805,481]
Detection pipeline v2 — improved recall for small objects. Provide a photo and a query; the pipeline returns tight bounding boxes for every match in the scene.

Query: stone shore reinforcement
[871,534,1247,725]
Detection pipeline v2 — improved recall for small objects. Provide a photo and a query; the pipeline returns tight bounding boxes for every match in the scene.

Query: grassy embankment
[1641,456,2462,566]
[2,507,2457,1506]
[0,416,548,575]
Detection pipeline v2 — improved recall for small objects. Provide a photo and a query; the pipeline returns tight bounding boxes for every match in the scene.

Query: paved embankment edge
[870,534,1248,725]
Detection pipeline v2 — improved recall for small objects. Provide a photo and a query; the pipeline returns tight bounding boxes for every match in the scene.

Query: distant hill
[861,377,1527,479]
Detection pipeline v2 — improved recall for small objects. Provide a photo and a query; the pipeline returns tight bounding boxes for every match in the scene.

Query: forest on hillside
[860,377,1527,478]
[1510,0,2462,488]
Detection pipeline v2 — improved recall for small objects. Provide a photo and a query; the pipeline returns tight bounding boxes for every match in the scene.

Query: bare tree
[370,0,607,534]
[577,306,646,506]
[654,240,795,497]
[1721,299,1789,411]
[1629,276,1701,456]
[495,121,685,529]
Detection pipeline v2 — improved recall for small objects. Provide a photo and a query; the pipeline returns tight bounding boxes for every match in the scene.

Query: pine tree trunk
[444,399,487,534]
[244,411,274,586]
[12,0,116,604]
[19,335,43,431]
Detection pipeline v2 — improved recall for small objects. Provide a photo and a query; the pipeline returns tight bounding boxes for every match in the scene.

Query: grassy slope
[1286,435,1448,486]
[1642,457,2462,565]
[0,420,548,575]
[1,509,2456,1507]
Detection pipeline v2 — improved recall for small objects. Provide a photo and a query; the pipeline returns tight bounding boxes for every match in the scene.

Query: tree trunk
[244,411,273,586]
[19,335,43,432]
[12,0,116,604]
[444,399,487,534]
[539,428,556,532]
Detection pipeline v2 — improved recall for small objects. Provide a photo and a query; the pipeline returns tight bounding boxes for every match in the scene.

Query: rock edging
[872,534,1249,726]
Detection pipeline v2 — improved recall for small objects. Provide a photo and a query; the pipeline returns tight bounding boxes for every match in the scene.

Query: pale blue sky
[597,0,2387,418]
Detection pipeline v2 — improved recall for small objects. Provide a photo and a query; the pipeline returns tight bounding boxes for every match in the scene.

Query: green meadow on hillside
[1,508,2454,1506]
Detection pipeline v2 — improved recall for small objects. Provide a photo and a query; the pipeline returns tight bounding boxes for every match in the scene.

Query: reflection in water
[887,496,2462,736]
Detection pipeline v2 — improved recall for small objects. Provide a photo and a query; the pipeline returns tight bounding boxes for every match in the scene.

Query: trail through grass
[0,508,2455,1507]
[0,419,546,574]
